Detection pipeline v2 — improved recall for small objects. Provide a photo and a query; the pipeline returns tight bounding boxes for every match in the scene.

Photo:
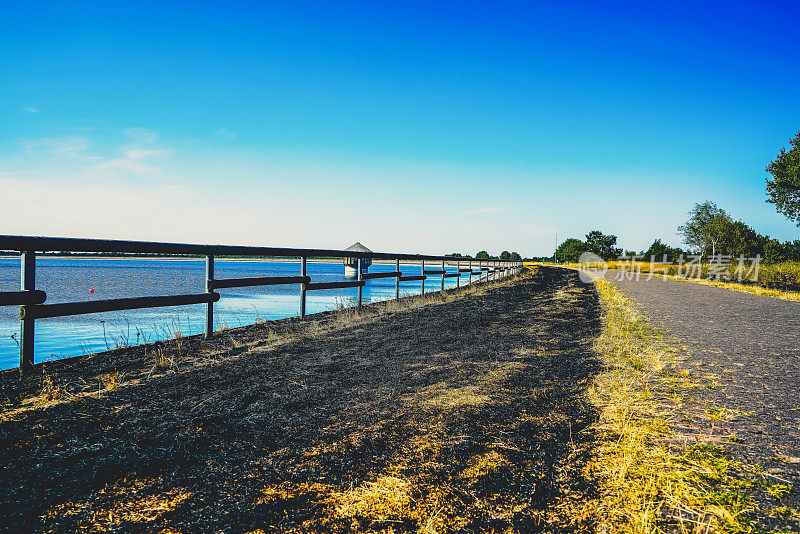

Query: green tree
[766,131,800,226]
[719,220,764,258]
[784,240,800,262]
[510,251,522,261]
[585,230,622,260]
[499,250,511,260]
[763,238,787,264]
[677,201,731,257]
[643,239,686,262]
[555,238,589,263]
[475,250,490,259]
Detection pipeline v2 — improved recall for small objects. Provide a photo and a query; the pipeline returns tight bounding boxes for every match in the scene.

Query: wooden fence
[0,235,522,375]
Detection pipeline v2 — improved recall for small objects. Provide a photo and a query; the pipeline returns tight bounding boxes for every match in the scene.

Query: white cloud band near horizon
[461,206,511,215]
[1,127,795,256]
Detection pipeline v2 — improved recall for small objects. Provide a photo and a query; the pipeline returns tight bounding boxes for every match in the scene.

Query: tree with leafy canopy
[499,251,511,260]
[475,250,490,259]
[766,131,800,226]
[555,238,589,263]
[585,230,622,260]
[719,220,764,258]
[510,252,522,261]
[677,201,732,257]
[763,238,787,264]
[643,239,685,262]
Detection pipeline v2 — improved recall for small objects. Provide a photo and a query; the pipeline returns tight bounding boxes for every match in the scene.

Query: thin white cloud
[214,129,236,139]
[123,128,159,144]
[17,130,169,175]
[24,107,39,114]
[21,136,96,159]
[94,159,159,174]
[461,206,512,215]
[94,148,168,174]
[126,149,166,159]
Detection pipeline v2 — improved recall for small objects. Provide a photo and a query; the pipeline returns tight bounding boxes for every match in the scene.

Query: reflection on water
[0,257,478,370]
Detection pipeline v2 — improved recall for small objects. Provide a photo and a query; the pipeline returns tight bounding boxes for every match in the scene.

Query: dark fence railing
[0,235,523,375]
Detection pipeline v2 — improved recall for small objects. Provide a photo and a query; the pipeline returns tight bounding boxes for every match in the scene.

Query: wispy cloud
[17,129,169,175]
[213,128,236,139]
[22,136,96,159]
[123,128,159,144]
[461,206,511,215]
[95,148,168,174]
[126,149,165,159]
[24,107,39,114]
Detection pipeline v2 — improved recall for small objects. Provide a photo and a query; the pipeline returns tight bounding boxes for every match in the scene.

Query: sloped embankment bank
[0,268,603,532]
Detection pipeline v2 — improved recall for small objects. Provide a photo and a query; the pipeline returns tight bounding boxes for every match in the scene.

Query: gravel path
[602,271,800,494]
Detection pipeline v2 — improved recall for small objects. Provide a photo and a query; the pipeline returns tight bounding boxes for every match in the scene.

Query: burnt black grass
[0,268,604,532]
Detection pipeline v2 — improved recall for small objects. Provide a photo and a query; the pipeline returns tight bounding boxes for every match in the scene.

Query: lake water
[0,257,478,370]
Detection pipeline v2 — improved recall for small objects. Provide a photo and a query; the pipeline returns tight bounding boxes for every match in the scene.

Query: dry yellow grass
[98,371,120,391]
[44,477,193,531]
[584,277,766,533]
[33,374,67,407]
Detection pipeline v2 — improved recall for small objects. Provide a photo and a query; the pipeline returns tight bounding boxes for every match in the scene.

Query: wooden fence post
[19,251,35,376]
[421,259,425,295]
[300,256,307,318]
[395,258,400,301]
[205,255,214,339]
[357,257,363,309]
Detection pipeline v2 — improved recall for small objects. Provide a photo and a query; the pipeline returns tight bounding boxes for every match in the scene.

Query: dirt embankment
[0,268,602,533]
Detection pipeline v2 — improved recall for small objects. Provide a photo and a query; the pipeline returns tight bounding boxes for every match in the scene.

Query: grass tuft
[35,374,67,407]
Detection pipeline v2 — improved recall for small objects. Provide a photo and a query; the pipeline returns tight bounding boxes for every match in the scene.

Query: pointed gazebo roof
[343,242,372,269]
[345,242,372,254]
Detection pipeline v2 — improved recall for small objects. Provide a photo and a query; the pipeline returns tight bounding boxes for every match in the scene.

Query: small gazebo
[343,242,372,277]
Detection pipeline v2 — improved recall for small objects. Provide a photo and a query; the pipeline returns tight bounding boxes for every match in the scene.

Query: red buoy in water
[89,289,94,293]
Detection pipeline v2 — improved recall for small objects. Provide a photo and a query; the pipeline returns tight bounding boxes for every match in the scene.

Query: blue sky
[1,1,798,256]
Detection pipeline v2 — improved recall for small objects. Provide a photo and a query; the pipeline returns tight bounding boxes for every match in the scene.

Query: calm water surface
[0,257,475,370]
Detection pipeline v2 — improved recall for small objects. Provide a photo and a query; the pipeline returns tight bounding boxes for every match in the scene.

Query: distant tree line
[447,251,522,261]
[553,203,800,265]
[549,132,800,265]
[553,212,800,265]
[677,201,800,263]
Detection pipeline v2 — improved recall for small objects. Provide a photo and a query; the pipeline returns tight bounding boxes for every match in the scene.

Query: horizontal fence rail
[0,290,46,306]
[398,275,427,282]
[210,275,311,289]
[22,293,221,320]
[0,234,523,375]
[361,271,402,280]
[305,280,366,291]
